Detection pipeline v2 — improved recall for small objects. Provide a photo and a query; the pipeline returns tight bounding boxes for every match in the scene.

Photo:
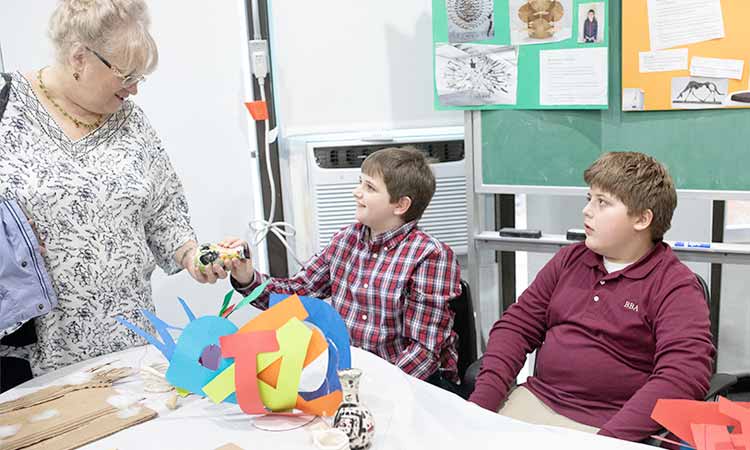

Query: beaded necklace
[37,68,102,130]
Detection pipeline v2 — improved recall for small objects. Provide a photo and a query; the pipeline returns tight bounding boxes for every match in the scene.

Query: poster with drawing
[435,43,518,106]
[671,77,727,109]
[622,0,750,111]
[578,2,604,43]
[509,0,572,46]
[447,0,495,43]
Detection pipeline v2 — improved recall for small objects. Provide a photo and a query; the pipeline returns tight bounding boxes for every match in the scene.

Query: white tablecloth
[0,346,653,450]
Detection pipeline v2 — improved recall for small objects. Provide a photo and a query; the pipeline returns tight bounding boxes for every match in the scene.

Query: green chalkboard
[477,0,750,197]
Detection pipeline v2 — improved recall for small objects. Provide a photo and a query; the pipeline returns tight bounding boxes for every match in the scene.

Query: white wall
[267,0,464,136]
[0,1,265,327]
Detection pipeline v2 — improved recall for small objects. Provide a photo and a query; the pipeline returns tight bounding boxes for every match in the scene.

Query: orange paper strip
[245,101,268,121]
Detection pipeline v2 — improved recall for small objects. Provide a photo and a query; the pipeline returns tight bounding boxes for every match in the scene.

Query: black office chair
[448,280,477,383]
[0,319,37,393]
[646,273,737,447]
[462,272,737,440]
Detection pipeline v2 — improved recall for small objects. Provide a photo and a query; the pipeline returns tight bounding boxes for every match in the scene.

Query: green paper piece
[224,279,271,318]
[176,387,190,397]
[220,290,234,316]
[203,364,236,403]
[257,317,312,411]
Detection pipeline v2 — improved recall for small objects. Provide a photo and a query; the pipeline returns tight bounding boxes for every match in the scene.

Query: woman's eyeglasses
[86,46,146,87]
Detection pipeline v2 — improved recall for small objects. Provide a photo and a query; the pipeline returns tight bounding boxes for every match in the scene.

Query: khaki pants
[498,386,600,434]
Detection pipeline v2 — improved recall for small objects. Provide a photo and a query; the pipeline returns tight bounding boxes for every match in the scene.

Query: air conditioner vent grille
[313,140,464,169]
[315,176,467,251]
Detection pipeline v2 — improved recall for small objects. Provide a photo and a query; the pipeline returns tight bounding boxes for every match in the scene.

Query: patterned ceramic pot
[333,368,375,450]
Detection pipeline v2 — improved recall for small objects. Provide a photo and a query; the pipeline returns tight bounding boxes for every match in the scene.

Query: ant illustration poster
[622,0,750,111]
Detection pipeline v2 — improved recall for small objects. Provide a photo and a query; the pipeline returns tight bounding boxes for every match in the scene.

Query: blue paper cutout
[178,297,197,322]
[269,294,351,400]
[115,309,182,360]
[299,337,341,400]
[166,316,238,395]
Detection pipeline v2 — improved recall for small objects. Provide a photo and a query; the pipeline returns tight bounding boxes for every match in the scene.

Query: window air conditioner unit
[280,127,467,274]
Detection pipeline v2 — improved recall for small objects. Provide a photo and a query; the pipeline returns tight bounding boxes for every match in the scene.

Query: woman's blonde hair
[49,0,158,76]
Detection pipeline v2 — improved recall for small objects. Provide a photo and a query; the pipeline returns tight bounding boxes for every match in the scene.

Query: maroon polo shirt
[469,242,715,442]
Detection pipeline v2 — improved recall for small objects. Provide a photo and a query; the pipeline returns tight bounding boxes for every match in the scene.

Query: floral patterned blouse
[0,71,196,375]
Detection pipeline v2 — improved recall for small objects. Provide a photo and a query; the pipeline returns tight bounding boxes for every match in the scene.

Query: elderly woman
[0,0,226,380]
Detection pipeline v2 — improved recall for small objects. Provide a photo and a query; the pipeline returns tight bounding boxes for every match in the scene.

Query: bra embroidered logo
[624,301,639,312]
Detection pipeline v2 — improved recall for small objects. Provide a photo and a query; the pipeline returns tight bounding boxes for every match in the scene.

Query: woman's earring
[73,72,80,81]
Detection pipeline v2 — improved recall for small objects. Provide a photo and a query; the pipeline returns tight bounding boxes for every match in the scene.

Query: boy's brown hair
[361,146,436,223]
[584,151,677,241]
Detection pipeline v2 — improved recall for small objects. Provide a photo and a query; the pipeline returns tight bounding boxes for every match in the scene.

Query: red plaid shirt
[233,221,461,382]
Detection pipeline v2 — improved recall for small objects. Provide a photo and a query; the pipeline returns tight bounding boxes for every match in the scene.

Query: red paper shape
[652,398,750,448]
[220,330,278,414]
[719,397,750,449]
[244,101,268,121]
[691,423,735,450]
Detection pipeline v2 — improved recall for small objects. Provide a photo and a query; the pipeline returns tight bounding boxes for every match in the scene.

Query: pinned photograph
[509,0,572,46]
[435,43,518,106]
[671,76,728,109]
[577,2,604,43]
[622,88,645,111]
[447,0,495,43]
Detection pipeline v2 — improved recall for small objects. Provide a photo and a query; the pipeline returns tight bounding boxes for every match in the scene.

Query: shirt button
[21,261,28,268]
[361,314,368,320]
[37,303,45,311]
[372,254,378,259]
[363,283,369,289]
[593,295,600,302]
[599,280,605,285]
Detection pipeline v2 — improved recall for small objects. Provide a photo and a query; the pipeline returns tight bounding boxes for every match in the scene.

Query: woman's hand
[177,241,228,284]
[219,237,254,286]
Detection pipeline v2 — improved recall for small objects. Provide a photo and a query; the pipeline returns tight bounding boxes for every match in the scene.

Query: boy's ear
[393,196,412,217]
[633,208,654,232]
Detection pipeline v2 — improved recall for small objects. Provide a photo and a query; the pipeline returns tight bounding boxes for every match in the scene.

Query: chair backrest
[449,280,477,380]
[694,272,710,307]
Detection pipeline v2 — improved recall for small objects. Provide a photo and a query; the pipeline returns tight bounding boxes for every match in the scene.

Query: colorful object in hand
[652,397,750,450]
[116,291,351,416]
[195,242,250,274]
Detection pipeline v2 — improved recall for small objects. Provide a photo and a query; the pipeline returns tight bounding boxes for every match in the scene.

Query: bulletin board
[433,0,610,111]
[622,0,750,112]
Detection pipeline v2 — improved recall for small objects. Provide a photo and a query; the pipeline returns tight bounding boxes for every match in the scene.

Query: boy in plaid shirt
[222,147,462,387]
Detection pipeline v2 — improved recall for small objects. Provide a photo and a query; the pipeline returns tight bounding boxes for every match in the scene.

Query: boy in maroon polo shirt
[469,152,714,442]
[220,147,462,388]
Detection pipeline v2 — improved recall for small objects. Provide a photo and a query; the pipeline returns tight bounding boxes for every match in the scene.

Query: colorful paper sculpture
[652,397,750,450]
[117,290,351,416]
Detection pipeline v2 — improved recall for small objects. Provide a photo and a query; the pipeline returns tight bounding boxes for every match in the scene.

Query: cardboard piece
[0,386,156,450]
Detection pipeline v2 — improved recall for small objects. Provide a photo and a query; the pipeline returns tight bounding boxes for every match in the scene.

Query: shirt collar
[582,241,668,280]
[358,220,418,250]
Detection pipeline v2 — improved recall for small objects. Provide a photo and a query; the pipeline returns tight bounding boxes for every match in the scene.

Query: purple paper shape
[198,344,222,371]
